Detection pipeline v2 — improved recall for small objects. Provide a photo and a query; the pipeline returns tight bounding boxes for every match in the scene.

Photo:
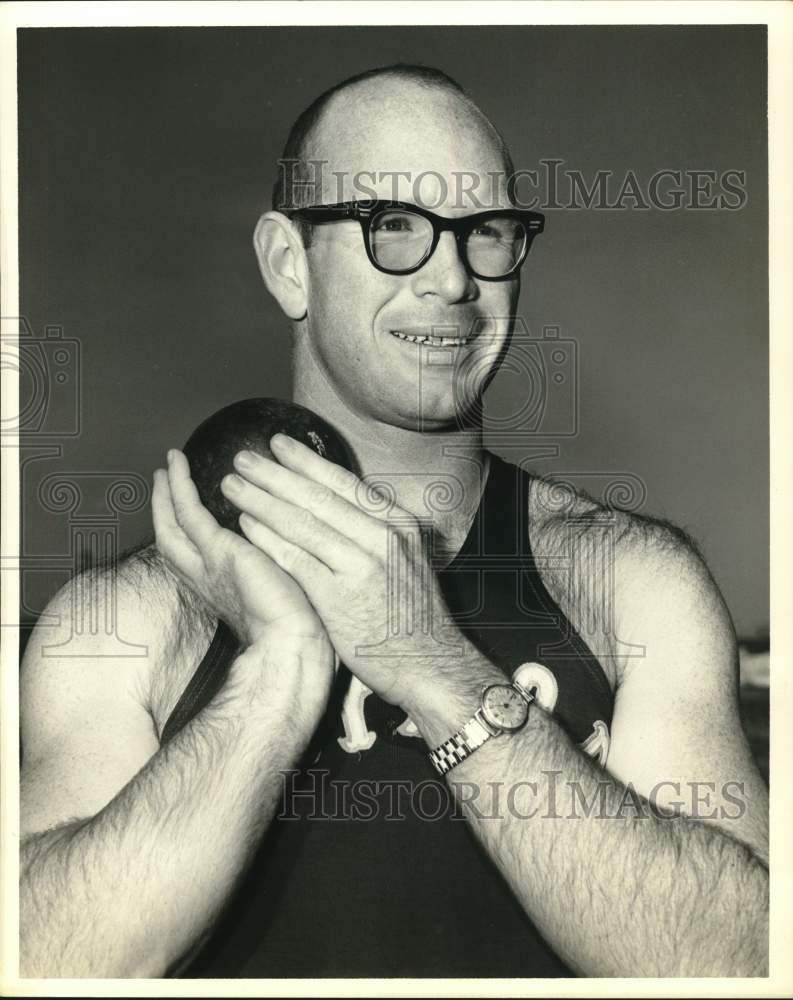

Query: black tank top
[162,454,614,978]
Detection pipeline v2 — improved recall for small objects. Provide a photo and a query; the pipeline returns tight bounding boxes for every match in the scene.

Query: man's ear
[253,211,308,321]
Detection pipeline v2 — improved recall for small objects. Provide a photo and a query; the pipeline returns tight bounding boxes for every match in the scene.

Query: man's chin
[388,398,483,434]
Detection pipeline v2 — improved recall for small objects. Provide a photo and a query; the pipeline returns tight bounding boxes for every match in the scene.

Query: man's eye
[470,223,501,240]
[374,215,414,233]
[469,220,521,243]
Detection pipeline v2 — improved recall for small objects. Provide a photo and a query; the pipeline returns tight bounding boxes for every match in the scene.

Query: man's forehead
[306,81,511,212]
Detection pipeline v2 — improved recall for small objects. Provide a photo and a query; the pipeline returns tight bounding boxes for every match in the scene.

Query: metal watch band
[428,682,535,776]
[428,715,493,775]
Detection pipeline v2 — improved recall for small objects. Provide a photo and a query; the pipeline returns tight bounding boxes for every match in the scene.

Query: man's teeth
[391,330,470,346]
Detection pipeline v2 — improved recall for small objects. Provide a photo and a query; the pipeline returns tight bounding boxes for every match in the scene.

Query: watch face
[481,685,529,732]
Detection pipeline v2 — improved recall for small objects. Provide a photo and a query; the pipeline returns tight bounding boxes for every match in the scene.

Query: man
[19,65,768,978]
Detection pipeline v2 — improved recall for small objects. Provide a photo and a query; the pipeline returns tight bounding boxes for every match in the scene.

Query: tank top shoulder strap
[160,619,241,746]
[487,453,613,707]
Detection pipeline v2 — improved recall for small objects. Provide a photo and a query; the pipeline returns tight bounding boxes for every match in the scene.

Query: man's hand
[152,448,331,658]
[221,433,477,708]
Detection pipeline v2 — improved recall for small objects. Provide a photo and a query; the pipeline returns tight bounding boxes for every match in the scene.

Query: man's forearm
[456,709,766,976]
[407,661,768,978]
[20,645,321,978]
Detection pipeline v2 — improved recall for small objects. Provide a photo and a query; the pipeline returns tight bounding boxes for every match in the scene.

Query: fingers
[223,473,352,573]
[232,442,390,552]
[167,448,222,548]
[270,434,380,510]
[269,434,416,531]
[151,468,203,578]
[238,512,331,595]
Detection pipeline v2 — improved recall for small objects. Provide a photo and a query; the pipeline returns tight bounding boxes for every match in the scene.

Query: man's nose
[410,231,477,303]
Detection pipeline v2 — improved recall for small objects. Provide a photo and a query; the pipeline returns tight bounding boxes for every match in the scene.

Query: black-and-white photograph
[2,3,790,991]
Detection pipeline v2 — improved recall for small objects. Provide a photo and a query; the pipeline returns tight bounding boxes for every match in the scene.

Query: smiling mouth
[389,330,472,347]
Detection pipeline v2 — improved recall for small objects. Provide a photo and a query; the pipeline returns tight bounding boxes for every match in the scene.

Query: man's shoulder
[54,541,209,647]
[113,541,214,644]
[525,473,725,678]
[22,542,216,714]
[526,472,702,567]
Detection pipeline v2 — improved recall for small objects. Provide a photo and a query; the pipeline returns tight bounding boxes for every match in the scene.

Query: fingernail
[222,473,244,491]
[270,433,293,450]
[166,449,175,464]
[235,450,256,470]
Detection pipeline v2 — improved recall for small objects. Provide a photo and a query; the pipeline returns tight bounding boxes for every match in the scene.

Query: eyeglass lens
[369,208,528,277]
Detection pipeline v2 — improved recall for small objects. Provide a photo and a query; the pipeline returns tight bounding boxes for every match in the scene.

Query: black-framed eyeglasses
[286,200,545,281]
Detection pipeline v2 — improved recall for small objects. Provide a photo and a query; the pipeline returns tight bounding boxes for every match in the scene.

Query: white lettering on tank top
[513,661,610,764]
[337,660,610,762]
[337,675,377,753]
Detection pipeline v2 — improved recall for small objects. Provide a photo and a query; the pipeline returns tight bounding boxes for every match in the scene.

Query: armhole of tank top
[159,620,241,746]
[519,463,615,707]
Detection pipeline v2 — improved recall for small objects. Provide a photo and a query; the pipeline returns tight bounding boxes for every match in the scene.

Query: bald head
[272,65,514,226]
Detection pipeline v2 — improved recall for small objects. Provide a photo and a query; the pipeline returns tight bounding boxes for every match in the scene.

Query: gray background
[17,25,768,639]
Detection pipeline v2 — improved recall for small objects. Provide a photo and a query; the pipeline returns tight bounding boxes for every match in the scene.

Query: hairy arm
[405,522,768,978]
[20,576,326,978]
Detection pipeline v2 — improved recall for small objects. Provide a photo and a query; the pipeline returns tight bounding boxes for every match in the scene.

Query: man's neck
[292,362,490,567]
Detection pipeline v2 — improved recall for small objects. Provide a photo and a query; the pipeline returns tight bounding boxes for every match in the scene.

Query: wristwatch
[428,681,535,775]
